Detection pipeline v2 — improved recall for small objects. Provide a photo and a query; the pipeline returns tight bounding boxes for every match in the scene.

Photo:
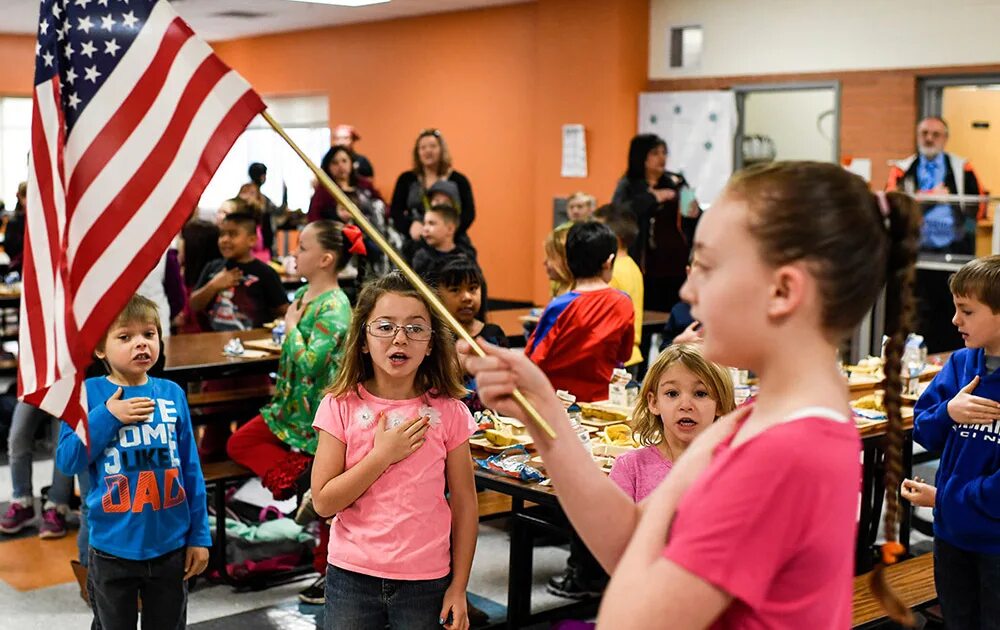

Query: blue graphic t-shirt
[56,376,211,560]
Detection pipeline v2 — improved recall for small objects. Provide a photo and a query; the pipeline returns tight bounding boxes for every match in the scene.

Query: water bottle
[272,320,286,347]
[566,403,592,455]
[902,334,926,396]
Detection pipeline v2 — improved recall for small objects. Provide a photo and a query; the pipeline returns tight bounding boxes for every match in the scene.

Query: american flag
[20,0,265,444]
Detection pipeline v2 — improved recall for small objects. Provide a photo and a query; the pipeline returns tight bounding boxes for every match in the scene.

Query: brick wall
[648,64,1000,187]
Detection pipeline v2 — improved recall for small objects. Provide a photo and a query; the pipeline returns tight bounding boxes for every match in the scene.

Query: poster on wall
[638,91,736,206]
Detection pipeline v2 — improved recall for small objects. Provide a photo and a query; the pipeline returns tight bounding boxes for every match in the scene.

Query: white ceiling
[1,0,533,41]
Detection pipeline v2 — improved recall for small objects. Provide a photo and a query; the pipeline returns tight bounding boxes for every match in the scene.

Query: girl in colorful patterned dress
[311,271,478,630]
[226,220,362,496]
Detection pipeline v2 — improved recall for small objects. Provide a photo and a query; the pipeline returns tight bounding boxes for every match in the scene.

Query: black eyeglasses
[366,320,433,341]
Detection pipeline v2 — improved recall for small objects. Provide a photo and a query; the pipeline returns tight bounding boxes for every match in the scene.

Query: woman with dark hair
[390,129,476,261]
[308,145,385,228]
[612,133,700,312]
[308,145,388,277]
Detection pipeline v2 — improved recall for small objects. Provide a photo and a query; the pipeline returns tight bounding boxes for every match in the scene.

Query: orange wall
[0,34,36,96]
[213,0,649,304]
[0,3,649,303]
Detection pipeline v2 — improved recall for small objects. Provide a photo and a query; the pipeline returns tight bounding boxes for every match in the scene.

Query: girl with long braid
[460,161,920,628]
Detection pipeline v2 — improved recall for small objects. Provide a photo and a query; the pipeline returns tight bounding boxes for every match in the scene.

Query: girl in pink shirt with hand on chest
[310,271,478,630]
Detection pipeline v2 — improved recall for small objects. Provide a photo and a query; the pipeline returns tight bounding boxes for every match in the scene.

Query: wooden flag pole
[262,111,557,439]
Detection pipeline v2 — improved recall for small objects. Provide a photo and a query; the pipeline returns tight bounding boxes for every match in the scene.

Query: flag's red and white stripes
[21,0,264,442]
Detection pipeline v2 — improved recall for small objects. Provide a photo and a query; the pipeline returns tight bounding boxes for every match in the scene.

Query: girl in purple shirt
[610,344,735,502]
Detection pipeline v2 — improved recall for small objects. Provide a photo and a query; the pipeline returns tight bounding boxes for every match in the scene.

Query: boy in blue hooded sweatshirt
[57,294,210,629]
[913,254,1000,628]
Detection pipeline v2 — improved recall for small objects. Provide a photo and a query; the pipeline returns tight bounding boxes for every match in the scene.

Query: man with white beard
[886,116,983,251]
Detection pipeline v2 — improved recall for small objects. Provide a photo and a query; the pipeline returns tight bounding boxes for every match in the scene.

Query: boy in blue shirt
[57,294,210,629]
[913,254,1000,627]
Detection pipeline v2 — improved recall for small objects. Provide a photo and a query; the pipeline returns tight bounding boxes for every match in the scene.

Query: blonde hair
[631,344,735,449]
[326,271,466,400]
[96,294,161,354]
[567,191,596,209]
[544,224,574,297]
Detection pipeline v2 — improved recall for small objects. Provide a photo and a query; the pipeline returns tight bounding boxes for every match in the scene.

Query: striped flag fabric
[20,0,265,444]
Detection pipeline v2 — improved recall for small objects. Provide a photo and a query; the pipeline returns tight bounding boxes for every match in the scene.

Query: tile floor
[0,452,576,629]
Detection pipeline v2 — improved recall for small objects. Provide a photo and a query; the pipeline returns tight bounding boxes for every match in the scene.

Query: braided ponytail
[868,191,920,625]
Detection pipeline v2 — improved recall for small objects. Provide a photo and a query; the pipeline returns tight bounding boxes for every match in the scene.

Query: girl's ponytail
[868,190,920,625]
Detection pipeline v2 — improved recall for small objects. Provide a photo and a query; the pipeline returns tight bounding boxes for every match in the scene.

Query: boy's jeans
[935,538,1000,630]
[8,402,73,504]
[87,546,187,630]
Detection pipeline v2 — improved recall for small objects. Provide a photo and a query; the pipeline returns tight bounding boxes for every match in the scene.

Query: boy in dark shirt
[413,204,473,282]
[190,212,288,331]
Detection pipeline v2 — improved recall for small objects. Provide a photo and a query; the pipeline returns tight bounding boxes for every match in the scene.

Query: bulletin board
[638,91,737,206]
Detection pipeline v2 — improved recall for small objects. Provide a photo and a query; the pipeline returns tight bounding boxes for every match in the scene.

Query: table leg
[857,443,878,574]
[506,513,534,630]
[899,433,914,551]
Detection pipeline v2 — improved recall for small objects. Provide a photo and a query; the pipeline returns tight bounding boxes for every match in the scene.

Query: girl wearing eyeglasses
[311,271,478,630]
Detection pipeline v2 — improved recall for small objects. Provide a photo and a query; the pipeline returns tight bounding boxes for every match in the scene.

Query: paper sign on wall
[561,124,588,178]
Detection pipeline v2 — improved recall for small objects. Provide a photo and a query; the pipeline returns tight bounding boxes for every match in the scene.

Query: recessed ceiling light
[285,0,390,6]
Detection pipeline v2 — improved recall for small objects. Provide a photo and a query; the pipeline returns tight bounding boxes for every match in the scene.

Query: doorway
[733,81,840,170]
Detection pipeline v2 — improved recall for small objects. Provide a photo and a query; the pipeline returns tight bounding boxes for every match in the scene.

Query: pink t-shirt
[663,408,861,629]
[609,445,673,502]
[312,386,476,580]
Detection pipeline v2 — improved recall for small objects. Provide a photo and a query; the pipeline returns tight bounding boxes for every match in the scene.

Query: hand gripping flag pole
[261,111,557,439]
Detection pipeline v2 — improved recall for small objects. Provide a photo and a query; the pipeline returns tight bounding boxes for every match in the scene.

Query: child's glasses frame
[365,320,434,341]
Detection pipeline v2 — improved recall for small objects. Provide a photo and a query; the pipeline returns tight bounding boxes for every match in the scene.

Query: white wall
[743,89,837,162]
[650,0,1000,79]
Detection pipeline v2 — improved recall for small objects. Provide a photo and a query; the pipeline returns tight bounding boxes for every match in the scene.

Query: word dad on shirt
[100,399,185,514]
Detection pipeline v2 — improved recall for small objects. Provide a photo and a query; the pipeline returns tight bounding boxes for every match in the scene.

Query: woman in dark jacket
[611,133,700,312]
[390,129,475,262]
[308,145,387,276]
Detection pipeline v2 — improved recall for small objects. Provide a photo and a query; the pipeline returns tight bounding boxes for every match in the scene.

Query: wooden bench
[852,554,936,628]
[188,384,276,407]
[202,460,255,586]
[188,384,275,427]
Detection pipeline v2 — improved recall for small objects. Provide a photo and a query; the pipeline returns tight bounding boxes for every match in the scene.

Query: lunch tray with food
[850,392,915,421]
[469,413,536,453]
[578,400,631,427]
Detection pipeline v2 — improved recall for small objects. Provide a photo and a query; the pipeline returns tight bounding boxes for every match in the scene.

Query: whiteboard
[638,91,736,206]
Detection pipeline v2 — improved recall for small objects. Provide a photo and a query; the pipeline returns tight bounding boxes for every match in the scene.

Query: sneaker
[545,568,605,600]
[0,500,35,534]
[294,489,317,526]
[39,506,68,539]
[298,575,325,605]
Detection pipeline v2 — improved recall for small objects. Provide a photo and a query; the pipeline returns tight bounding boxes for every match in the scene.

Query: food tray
[469,433,534,453]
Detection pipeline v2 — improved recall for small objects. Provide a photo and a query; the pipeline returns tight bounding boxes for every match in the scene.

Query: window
[670,26,703,69]
[198,95,330,216]
[0,97,32,212]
